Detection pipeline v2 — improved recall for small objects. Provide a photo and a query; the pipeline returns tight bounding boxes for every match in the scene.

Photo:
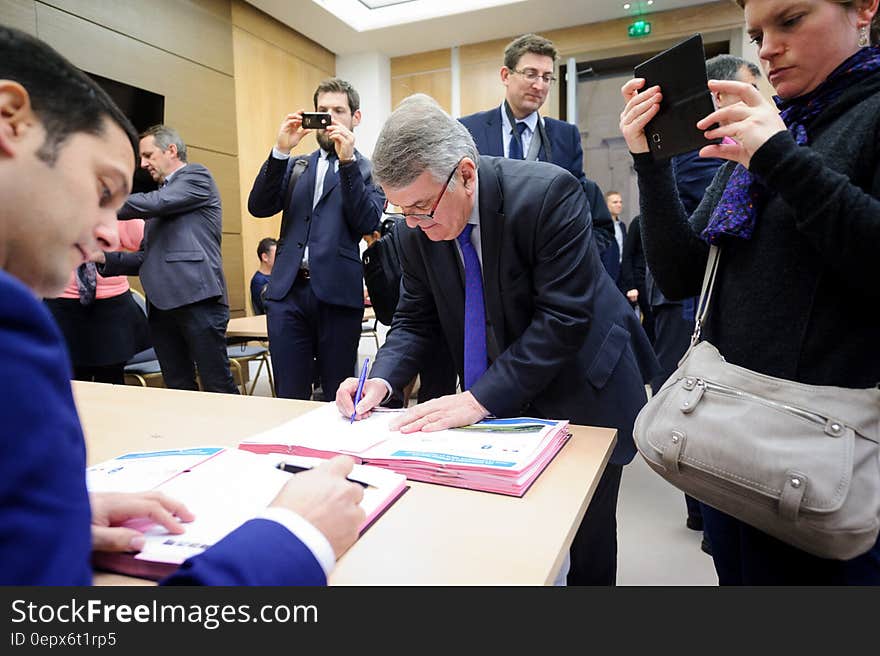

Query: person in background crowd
[600,190,627,284]
[618,214,654,342]
[45,218,149,384]
[96,124,239,394]
[248,78,384,400]
[250,237,277,315]
[459,33,614,255]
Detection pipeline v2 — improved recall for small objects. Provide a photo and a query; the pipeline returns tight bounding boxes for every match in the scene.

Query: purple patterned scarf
[701,45,880,244]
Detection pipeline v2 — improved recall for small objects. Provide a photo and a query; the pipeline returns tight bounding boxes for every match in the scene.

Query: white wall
[336,52,392,158]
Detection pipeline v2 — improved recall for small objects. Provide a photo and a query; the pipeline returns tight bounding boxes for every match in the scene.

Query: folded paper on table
[87,446,407,580]
[238,404,571,497]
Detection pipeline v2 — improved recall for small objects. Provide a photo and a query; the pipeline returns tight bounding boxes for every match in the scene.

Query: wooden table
[227,307,376,341]
[226,314,268,340]
[73,382,615,585]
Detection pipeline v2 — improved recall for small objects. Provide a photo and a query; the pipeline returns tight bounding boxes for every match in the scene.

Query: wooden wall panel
[547,1,742,57]
[390,49,451,113]
[36,3,238,156]
[0,0,37,33]
[231,0,334,73]
[221,232,245,314]
[22,0,247,314]
[38,0,234,74]
[188,147,242,235]
[392,70,452,113]
[459,59,503,118]
[391,49,450,77]
[231,0,335,314]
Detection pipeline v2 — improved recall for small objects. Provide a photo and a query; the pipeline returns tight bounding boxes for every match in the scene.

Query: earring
[858,24,870,48]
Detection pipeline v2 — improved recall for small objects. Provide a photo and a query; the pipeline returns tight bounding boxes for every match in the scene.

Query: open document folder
[86,447,407,580]
[239,403,571,497]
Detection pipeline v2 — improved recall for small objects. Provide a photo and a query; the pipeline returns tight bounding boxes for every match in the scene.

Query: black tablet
[633,33,720,160]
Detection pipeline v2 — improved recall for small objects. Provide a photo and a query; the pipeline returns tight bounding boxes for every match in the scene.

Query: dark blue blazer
[102,164,228,310]
[646,150,724,307]
[600,219,627,284]
[369,158,658,465]
[459,107,613,253]
[248,150,384,309]
[0,270,324,585]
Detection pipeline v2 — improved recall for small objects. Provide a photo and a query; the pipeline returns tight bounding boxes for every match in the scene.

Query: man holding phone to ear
[248,78,384,401]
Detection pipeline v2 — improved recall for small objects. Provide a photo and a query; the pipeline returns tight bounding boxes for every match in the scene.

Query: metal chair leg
[247,355,265,396]
[228,358,245,394]
[266,350,276,397]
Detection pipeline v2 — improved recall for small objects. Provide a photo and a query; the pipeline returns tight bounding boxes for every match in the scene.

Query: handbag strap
[691,244,721,346]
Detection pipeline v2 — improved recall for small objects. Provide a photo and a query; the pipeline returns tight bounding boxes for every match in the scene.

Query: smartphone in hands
[301,112,332,130]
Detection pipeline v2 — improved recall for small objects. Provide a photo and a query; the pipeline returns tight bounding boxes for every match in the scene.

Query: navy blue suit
[600,218,627,284]
[0,270,324,585]
[369,158,658,584]
[459,107,614,254]
[248,150,384,399]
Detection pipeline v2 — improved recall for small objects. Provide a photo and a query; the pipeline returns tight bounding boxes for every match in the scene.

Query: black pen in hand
[276,462,369,489]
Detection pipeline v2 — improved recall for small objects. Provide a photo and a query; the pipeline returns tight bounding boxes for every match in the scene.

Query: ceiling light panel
[312,0,526,31]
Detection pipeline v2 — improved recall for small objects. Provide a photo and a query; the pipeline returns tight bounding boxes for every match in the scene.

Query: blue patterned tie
[457,224,487,390]
[507,122,528,160]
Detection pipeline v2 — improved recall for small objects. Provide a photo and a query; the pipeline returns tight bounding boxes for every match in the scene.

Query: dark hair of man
[313,78,360,113]
[257,237,277,260]
[705,54,761,82]
[0,26,138,166]
[141,124,188,163]
[503,33,558,71]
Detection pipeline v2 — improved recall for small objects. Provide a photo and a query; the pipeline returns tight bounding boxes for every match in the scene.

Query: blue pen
[350,357,370,424]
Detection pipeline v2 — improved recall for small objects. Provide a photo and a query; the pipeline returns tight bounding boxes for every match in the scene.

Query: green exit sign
[628,20,652,38]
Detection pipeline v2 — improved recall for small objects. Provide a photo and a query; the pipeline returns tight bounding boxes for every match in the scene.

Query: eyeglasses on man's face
[383,159,462,223]
[511,68,557,85]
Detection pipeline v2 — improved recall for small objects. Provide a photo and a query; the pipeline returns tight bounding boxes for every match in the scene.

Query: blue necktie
[457,224,487,390]
[508,122,528,160]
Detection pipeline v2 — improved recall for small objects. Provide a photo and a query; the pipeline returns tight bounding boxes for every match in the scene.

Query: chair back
[130,288,147,316]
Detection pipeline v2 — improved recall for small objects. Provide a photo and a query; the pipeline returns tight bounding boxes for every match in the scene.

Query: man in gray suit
[96,125,237,393]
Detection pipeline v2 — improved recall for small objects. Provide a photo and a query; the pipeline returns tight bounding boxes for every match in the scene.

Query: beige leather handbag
[633,246,880,560]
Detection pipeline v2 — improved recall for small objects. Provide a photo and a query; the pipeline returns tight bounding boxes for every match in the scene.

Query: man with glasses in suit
[338,96,658,585]
[459,33,614,254]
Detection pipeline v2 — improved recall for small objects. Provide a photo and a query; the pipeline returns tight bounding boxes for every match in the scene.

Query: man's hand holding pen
[336,377,388,422]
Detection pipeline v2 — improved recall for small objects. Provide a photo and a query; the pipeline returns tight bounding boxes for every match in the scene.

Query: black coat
[370,157,658,465]
[636,69,880,389]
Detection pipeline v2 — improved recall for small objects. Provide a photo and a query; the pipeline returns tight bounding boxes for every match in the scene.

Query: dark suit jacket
[459,107,613,253]
[620,216,646,297]
[101,163,228,310]
[369,157,658,465]
[646,150,724,307]
[248,150,384,310]
[600,218,627,284]
[0,270,325,585]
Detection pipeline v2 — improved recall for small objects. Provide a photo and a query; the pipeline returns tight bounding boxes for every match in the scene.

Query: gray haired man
[336,95,658,585]
[97,124,238,394]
